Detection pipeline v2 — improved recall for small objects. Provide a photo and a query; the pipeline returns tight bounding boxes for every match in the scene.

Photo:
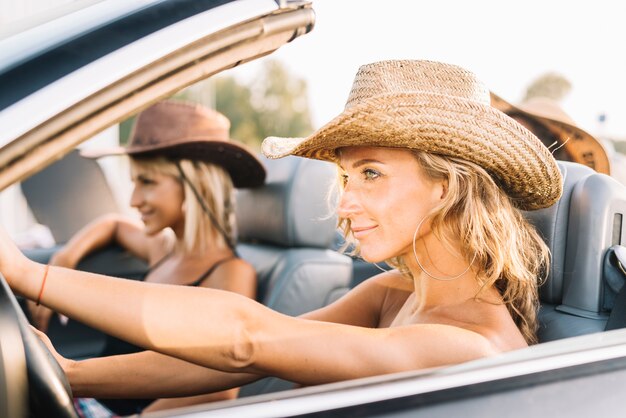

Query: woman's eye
[340,173,349,187]
[363,168,380,180]
[139,177,155,185]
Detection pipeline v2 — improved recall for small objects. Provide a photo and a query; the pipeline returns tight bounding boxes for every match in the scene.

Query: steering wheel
[0,273,78,418]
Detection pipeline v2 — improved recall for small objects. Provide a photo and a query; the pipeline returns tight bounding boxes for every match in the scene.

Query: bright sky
[232,0,626,140]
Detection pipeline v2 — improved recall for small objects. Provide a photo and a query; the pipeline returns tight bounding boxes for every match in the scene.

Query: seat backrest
[525,161,626,342]
[234,156,352,396]
[21,149,119,243]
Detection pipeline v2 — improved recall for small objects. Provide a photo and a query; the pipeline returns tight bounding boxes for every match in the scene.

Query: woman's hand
[27,300,56,332]
[30,325,74,372]
[0,224,32,289]
[48,250,77,270]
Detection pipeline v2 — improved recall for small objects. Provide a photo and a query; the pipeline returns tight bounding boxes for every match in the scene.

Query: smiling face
[336,147,446,263]
[130,161,185,236]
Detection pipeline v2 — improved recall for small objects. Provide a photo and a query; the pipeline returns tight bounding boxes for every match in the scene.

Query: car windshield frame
[0,0,313,191]
[0,0,243,111]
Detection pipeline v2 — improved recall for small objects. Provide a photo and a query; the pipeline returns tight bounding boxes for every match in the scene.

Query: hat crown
[517,97,578,126]
[345,60,491,110]
[130,100,230,150]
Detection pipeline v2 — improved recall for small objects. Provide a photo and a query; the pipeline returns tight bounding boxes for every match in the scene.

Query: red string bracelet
[36,264,50,306]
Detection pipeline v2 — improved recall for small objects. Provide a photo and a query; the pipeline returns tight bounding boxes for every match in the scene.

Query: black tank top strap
[145,250,174,275]
[189,256,237,287]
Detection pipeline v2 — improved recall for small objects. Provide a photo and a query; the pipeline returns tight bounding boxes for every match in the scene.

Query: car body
[1,1,626,417]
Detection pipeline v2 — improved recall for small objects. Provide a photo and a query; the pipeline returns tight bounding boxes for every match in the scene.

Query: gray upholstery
[525,161,626,342]
[21,149,119,244]
[235,156,352,396]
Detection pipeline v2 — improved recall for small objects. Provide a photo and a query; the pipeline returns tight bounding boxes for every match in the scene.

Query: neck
[403,234,485,311]
[172,230,232,259]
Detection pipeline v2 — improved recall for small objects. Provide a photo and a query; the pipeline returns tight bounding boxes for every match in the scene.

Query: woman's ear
[439,179,449,200]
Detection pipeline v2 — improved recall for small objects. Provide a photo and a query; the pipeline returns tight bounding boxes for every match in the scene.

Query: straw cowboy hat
[263,60,562,211]
[82,100,266,188]
[490,93,611,175]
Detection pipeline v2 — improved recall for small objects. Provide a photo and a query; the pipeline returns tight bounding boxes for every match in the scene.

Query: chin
[359,242,404,265]
[358,248,389,264]
[142,224,161,236]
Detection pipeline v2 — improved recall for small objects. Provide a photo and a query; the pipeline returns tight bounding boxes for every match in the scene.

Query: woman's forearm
[12,260,271,373]
[52,215,120,268]
[68,351,261,398]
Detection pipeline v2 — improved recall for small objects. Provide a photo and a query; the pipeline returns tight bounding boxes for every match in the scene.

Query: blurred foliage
[524,72,572,102]
[180,59,313,150]
[119,60,313,149]
[119,117,135,145]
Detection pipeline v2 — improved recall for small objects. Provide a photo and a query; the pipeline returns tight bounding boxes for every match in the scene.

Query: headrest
[236,156,338,248]
[524,161,594,304]
[525,161,626,310]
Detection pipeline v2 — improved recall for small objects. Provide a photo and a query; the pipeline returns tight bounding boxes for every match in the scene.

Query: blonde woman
[27,100,266,415]
[4,60,561,404]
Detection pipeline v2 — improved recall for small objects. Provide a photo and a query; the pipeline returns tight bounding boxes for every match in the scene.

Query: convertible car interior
[20,152,626,343]
[9,132,626,416]
[20,150,354,398]
[2,0,626,416]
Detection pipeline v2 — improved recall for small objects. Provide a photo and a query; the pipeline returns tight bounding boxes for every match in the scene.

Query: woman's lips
[351,225,377,239]
[140,211,154,222]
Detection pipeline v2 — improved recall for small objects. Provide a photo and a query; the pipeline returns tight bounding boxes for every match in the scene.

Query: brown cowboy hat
[82,100,266,188]
[490,93,611,175]
[263,60,562,211]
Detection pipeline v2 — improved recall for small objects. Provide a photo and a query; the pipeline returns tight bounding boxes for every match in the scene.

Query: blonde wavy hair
[337,150,549,344]
[131,157,236,254]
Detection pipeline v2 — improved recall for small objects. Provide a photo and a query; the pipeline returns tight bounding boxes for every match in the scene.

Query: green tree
[177,59,313,150]
[248,60,313,142]
[213,77,259,148]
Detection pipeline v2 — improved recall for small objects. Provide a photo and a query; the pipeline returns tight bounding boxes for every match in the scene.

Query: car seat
[21,149,119,244]
[525,161,626,342]
[235,155,352,396]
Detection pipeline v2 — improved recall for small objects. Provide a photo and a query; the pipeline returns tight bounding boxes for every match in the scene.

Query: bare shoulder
[355,271,413,318]
[301,270,411,327]
[338,270,411,312]
[219,257,255,275]
[354,270,413,294]
[201,257,256,298]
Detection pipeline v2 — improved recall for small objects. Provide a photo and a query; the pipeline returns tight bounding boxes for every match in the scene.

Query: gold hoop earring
[412,216,476,281]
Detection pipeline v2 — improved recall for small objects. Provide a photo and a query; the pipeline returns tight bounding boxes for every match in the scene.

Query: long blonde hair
[337,150,549,344]
[131,157,236,254]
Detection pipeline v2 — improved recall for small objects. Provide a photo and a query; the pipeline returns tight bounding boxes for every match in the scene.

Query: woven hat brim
[491,93,611,175]
[81,138,266,189]
[263,92,563,211]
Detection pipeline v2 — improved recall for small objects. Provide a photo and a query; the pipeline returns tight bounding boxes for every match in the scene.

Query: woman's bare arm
[43,269,389,401]
[66,350,261,398]
[52,214,154,267]
[28,214,155,331]
[8,254,496,387]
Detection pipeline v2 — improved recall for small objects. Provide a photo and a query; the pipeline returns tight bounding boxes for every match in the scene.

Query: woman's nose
[130,186,142,208]
[336,190,361,219]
